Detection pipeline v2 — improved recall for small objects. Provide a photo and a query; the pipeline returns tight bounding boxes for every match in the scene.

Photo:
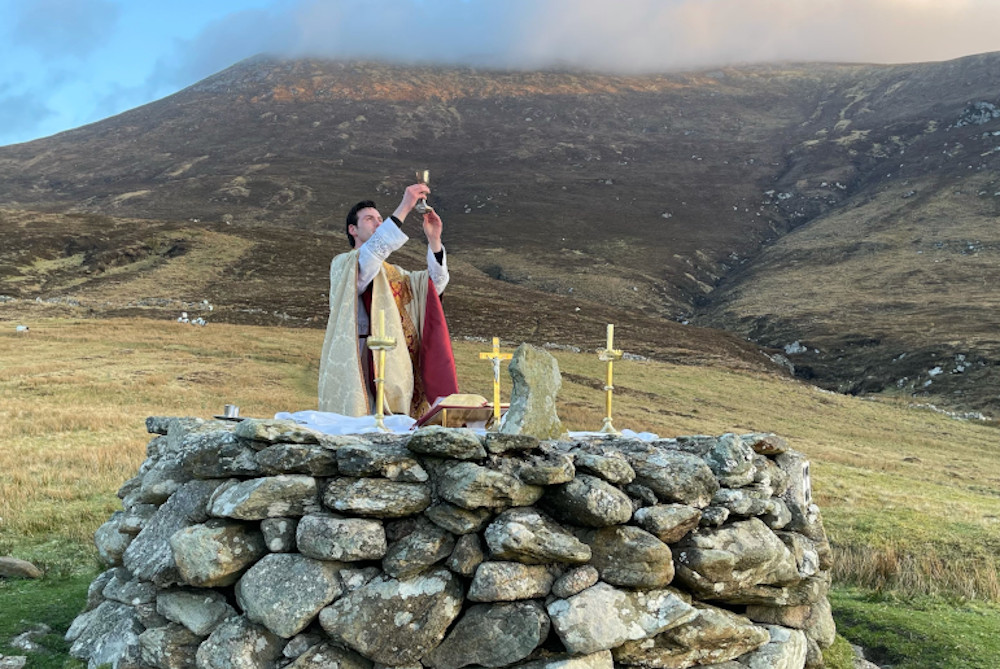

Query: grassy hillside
[2,316,999,667]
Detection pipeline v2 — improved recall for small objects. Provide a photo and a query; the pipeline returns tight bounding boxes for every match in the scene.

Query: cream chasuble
[318,249,430,416]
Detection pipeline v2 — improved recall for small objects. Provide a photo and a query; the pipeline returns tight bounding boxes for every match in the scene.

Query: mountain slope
[2,54,1000,411]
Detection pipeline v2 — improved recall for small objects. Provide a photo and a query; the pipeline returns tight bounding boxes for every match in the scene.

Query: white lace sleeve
[427,246,449,294]
[358,219,408,293]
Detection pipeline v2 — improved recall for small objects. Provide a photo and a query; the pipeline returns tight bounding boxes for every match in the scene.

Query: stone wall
[69,417,835,669]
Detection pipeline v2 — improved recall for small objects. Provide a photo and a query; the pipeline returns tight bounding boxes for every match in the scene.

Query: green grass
[831,587,1000,669]
[1,316,999,667]
[0,574,90,669]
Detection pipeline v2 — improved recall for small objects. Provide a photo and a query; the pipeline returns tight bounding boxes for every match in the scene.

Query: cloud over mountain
[2,0,1000,146]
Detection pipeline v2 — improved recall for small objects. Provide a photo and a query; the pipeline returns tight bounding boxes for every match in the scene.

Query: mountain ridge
[2,53,1000,411]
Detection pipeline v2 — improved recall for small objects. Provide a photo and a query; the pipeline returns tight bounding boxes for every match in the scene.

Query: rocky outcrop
[70,418,834,669]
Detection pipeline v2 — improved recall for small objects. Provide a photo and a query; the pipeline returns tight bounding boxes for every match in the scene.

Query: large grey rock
[208,475,319,520]
[102,569,157,606]
[137,623,201,669]
[296,513,387,561]
[551,565,600,599]
[67,600,144,669]
[625,481,659,508]
[382,521,456,579]
[445,533,484,576]
[337,442,428,482]
[726,573,831,608]
[763,498,793,530]
[776,451,828,547]
[740,625,807,669]
[743,433,789,456]
[255,443,339,476]
[633,504,702,544]
[236,553,344,637]
[170,519,267,587]
[468,561,555,601]
[164,418,238,454]
[134,602,170,630]
[776,531,821,581]
[544,474,633,527]
[425,502,492,535]
[156,588,236,636]
[747,599,836,649]
[483,507,591,564]
[194,615,284,669]
[123,478,223,586]
[324,478,432,518]
[699,505,730,527]
[83,569,116,612]
[146,416,172,435]
[138,453,195,503]
[805,597,836,648]
[437,462,543,510]
[318,568,463,666]
[665,435,719,456]
[483,433,540,455]
[182,437,261,479]
[0,556,43,579]
[711,486,772,518]
[703,433,758,487]
[500,344,563,439]
[94,512,131,567]
[120,503,158,536]
[572,450,636,484]
[235,418,324,444]
[585,525,674,588]
[613,603,771,667]
[673,518,801,603]
[547,583,696,655]
[424,601,550,669]
[517,452,576,485]
[407,426,486,460]
[625,447,719,508]
[285,643,373,669]
[763,459,792,498]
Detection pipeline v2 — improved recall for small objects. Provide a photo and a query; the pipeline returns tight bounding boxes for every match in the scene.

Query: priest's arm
[356,214,449,295]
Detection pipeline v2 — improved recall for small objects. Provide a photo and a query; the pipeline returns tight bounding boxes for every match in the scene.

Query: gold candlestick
[478,337,512,430]
[597,323,624,434]
[368,309,397,431]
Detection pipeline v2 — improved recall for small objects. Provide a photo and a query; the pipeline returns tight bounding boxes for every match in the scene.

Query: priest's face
[350,207,383,245]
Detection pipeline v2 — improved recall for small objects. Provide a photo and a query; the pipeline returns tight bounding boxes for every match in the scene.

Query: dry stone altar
[70,417,835,669]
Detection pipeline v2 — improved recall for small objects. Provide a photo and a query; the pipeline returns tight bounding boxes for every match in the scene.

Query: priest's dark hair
[345,200,377,247]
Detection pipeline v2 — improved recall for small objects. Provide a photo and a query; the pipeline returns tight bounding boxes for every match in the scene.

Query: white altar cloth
[275,410,659,441]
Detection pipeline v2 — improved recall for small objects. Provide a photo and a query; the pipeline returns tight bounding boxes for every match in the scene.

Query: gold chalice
[415,169,431,214]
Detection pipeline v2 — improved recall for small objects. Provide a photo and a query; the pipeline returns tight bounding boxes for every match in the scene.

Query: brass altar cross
[367,309,397,431]
[597,323,624,434]
[478,337,512,430]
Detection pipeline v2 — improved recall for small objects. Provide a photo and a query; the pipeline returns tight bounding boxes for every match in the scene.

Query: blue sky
[2,0,1000,147]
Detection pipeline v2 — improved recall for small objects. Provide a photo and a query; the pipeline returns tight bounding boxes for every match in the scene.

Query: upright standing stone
[500,344,563,439]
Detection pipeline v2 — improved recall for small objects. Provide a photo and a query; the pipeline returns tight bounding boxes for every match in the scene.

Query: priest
[318,181,459,417]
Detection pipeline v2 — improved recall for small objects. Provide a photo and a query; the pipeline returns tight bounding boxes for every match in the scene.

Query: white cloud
[4,0,1000,146]
[134,0,1000,100]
